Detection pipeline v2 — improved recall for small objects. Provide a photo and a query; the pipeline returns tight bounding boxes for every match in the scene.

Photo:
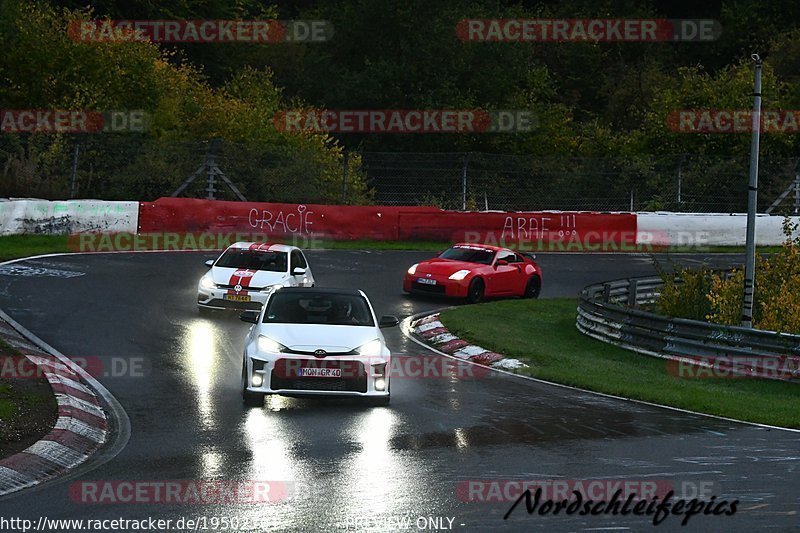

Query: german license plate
[224,294,251,302]
[417,277,437,285]
[300,367,342,378]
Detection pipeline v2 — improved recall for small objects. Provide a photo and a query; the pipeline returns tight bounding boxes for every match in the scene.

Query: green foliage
[658,266,715,321]
[660,218,800,333]
[5,0,800,201]
[0,0,367,203]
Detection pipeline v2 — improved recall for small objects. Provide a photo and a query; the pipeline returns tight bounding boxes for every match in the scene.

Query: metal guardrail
[576,276,800,381]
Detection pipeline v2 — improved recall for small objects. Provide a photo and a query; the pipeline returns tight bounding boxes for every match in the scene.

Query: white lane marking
[0,265,85,278]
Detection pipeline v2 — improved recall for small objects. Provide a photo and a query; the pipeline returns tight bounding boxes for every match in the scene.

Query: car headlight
[407,264,418,275]
[257,335,287,353]
[357,339,383,356]
[200,275,217,290]
[449,269,471,280]
[260,284,284,293]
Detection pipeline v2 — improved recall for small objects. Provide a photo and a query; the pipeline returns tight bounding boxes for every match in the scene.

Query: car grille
[206,298,263,310]
[271,359,367,393]
[288,378,347,391]
[412,281,446,294]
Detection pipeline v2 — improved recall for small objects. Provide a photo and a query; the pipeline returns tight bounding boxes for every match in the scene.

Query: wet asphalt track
[0,251,797,532]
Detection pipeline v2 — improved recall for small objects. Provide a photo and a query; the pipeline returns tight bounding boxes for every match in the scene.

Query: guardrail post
[628,279,638,307]
[602,283,611,303]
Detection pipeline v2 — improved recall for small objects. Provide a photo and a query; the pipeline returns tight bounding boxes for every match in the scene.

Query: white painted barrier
[0,199,139,235]
[636,212,800,246]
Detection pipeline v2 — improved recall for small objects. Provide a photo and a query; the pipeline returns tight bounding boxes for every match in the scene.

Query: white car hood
[258,324,379,352]
[211,267,288,288]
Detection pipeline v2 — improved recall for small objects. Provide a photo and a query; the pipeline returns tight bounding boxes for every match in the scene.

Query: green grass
[0,338,20,356]
[0,235,70,261]
[0,384,13,420]
[0,233,779,263]
[440,299,800,429]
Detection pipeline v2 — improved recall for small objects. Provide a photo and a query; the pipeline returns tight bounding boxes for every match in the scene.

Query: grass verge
[0,234,780,263]
[0,235,70,261]
[439,298,800,429]
[0,341,58,458]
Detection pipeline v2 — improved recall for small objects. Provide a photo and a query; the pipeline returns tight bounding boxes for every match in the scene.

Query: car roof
[451,242,509,253]
[228,242,295,252]
[276,287,365,297]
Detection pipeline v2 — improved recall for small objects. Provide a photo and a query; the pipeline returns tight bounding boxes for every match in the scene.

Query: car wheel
[466,278,484,304]
[241,364,264,407]
[524,276,541,299]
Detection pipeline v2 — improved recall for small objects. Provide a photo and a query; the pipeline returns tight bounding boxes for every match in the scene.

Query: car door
[490,251,525,295]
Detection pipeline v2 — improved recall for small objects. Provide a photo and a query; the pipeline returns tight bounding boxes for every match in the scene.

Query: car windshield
[264,292,375,326]
[215,249,288,272]
[438,246,495,264]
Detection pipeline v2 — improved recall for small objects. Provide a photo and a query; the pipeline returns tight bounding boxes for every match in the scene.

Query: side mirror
[292,267,306,276]
[495,259,508,268]
[379,315,400,328]
[239,310,259,324]
[205,259,214,267]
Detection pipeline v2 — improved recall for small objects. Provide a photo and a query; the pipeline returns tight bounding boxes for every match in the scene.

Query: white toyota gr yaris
[239,287,398,406]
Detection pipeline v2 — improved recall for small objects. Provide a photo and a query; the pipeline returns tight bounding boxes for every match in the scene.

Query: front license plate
[300,367,342,378]
[417,277,437,285]
[224,294,251,302]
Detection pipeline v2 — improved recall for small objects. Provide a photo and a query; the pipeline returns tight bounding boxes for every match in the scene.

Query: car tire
[466,278,484,304]
[241,364,264,407]
[524,275,541,299]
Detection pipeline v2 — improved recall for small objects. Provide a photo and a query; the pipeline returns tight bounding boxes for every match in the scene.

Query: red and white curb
[0,318,107,496]
[410,313,528,371]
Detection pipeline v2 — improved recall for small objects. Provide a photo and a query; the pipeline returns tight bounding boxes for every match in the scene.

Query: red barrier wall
[138,198,637,248]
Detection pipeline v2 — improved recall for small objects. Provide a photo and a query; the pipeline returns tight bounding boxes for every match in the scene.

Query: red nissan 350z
[403,243,541,303]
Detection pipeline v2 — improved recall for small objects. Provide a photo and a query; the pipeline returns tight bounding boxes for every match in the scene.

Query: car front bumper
[197,287,271,310]
[243,354,390,398]
[403,274,469,298]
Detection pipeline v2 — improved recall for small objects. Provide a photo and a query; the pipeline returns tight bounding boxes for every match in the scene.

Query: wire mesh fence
[361,152,800,213]
[1,134,798,213]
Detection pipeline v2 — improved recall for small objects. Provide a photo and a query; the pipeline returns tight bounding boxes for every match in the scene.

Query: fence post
[69,142,80,199]
[461,154,469,210]
[628,278,638,307]
[676,154,685,208]
[342,150,349,204]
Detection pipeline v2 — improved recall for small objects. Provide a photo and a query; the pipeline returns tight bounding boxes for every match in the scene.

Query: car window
[264,292,374,326]
[439,246,495,264]
[215,249,288,272]
[497,251,518,263]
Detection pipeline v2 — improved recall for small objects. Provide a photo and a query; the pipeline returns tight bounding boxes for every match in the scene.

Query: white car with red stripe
[197,242,315,312]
